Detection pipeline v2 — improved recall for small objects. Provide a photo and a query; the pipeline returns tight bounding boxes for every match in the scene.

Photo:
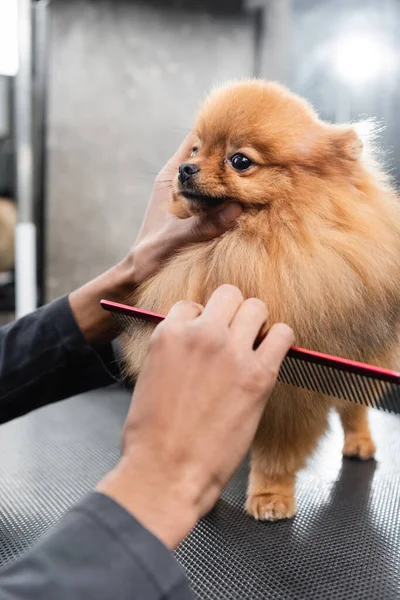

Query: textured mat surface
[0,387,399,599]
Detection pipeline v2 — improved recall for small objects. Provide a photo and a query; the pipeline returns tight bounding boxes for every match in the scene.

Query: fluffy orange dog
[124,80,400,521]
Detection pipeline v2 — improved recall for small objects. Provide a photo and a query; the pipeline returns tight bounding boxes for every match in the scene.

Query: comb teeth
[112,312,142,333]
[101,299,400,415]
[279,355,400,413]
[107,302,163,335]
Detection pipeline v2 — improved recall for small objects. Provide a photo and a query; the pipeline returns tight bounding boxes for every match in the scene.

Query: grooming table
[0,387,399,599]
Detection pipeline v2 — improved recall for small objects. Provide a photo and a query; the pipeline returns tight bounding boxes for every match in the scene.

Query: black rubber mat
[0,387,399,599]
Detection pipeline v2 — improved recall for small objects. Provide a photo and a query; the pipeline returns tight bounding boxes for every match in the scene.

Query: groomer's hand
[69,134,242,345]
[128,133,242,282]
[98,285,293,549]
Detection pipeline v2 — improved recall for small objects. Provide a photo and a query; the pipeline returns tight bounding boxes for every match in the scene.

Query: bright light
[332,33,396,85]
[353,119,376,140]
[0,0,18,77]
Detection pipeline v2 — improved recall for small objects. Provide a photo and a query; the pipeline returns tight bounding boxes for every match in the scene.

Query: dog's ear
[331,126,363,161]
[296,123,363,166]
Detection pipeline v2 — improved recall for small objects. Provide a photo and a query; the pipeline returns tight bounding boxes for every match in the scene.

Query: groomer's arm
[0,135,241,423]
[0,285,293,600]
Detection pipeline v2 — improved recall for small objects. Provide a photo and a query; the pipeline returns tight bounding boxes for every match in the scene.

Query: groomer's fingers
[230,298,268,348]
[256,323,294,375]
[199,285,244,327]
[166,300,204,323]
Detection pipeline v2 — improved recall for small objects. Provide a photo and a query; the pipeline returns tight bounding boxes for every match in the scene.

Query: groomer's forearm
[0,244,161,423]
[69,257,135,346]
[0,295,120,423]
[69,242,160,346]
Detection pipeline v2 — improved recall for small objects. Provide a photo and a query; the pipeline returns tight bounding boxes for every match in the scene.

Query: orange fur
[124,80,400,520]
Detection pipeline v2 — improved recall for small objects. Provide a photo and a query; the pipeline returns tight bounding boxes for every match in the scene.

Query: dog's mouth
[180,189,227,208]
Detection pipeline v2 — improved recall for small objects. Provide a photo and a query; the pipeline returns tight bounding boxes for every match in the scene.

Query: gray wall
[46,0,255,299]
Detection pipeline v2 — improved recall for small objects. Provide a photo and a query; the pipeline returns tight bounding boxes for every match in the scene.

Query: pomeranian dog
[124,80,400,521]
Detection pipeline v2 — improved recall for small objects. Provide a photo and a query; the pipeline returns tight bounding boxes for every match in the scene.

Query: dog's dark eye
[230,153,253,171]
[190,146,199,157]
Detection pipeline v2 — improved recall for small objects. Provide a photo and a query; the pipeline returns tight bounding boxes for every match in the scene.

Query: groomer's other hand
[131,133,243,282]
[69,135,242,345]
[98,285,294,549]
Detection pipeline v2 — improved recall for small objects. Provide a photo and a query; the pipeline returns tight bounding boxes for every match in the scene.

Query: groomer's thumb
[189,203,243,241]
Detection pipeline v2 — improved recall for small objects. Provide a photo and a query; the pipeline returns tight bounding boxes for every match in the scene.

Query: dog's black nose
[178,163,200,184]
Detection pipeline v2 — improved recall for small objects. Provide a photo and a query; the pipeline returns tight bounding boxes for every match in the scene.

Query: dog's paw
[246,493,296,522]
[343,433,376,460]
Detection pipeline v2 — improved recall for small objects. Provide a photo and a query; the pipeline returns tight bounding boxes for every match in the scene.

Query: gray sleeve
[0,492,193,600]
[0,296,123,424]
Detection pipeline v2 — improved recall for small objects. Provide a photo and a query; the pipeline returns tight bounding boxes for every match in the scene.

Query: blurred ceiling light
[0,0,18,76]
[332,33,396,85]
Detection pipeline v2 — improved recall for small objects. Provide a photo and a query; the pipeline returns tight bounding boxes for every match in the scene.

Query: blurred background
[0,0,399,321]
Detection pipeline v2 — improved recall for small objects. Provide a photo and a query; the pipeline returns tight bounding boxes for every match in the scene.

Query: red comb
[100,299,400,414]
